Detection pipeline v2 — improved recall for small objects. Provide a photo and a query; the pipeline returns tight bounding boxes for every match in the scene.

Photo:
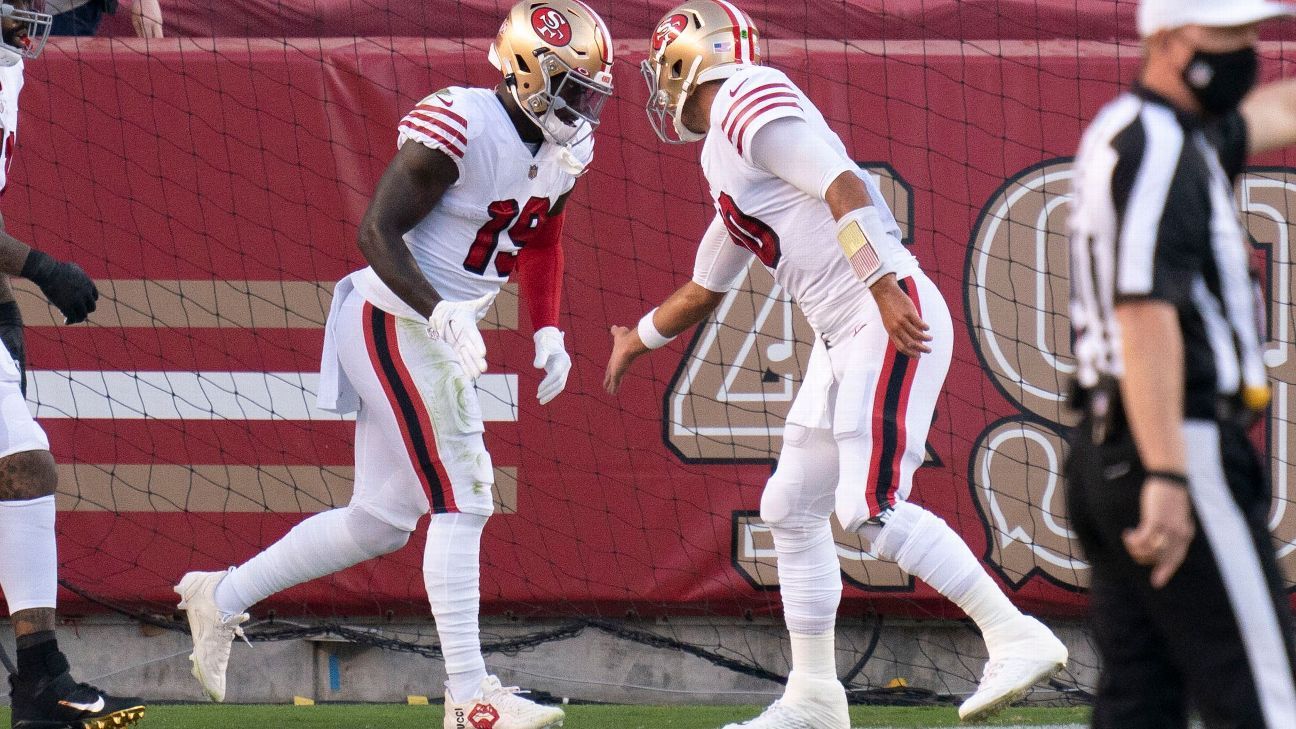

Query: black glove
[0,301,25,396]
[22,249,98,324]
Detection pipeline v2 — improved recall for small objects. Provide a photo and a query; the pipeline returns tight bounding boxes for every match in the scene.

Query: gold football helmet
[642,0,761,143]
[489,0,615,147]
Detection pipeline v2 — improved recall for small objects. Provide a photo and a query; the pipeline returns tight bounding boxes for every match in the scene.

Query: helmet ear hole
[670,59,683,79]
[514,54,532,74]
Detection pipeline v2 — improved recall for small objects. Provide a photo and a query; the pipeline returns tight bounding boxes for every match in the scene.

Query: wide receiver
[176,2,613,727]
[606,2,1068,725]
[0,3,146,729]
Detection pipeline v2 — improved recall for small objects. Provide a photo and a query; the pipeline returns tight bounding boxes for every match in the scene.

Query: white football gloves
[533,326,571,405]
[426,292,496,380]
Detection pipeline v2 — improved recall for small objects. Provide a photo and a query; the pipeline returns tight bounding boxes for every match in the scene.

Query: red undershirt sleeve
[515,210,565,331]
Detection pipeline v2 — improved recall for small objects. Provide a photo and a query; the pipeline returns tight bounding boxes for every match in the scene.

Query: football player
[605,2,1068,725]
[0,3,146,728]
[175,2,613,727]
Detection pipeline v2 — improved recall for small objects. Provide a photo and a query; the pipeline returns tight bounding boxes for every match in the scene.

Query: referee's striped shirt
[1069,85,1296,727]
[1068,84,1265,420]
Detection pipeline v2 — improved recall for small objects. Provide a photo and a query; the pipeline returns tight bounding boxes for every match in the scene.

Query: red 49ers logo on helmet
[653,13,689,51]
[468,702,500,729]
[531,7,573,46]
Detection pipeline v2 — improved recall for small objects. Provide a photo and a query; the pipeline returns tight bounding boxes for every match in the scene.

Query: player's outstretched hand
[533,326,571,405]
[427,292,495,380]
[871,275,931,358]
[1123,475,1196,589]
[604,325,647,395]
[22,251,98,325]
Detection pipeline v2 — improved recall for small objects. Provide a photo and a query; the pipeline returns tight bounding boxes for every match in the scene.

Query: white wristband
[637,308,676,350]
[836,206,896,287]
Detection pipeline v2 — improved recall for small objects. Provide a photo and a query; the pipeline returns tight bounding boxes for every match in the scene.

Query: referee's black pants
[1066,413,1296,729]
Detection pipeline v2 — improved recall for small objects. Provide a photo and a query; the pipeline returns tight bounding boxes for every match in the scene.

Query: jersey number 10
[718,192,782,268]
[463,196,553,277]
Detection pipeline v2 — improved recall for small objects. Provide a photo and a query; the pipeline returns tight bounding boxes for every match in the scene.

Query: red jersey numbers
[718,192,781,268]
[463,196,552,277]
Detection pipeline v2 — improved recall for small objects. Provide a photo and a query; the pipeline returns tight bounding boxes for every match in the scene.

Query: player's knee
[0,450,57,501]
[759,472,801,528]
[872,501,936,562]
[343,505,412,557]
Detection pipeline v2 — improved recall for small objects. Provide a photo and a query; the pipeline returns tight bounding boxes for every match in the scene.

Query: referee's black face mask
[1182,46,1259,115]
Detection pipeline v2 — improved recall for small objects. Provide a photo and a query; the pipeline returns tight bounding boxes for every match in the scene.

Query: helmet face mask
[523,51,613,146]
[641,56,703,144]
[641,1,762,145]
[1,0,52,61]
[490,1,615,148]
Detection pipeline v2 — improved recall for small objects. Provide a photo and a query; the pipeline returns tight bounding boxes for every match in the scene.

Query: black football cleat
[9,670,146,729]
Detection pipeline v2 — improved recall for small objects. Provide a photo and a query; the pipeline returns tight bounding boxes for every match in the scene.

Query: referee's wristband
[1145,470,1189,488]
[637,308,676,350]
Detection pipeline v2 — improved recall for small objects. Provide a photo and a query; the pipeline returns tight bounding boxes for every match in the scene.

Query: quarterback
[606,1,1068,725]
[176,2,612,727]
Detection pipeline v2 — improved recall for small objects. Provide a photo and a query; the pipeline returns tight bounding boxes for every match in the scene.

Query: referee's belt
[1068,379,1259,432]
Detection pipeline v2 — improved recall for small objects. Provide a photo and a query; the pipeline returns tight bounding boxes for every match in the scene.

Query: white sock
[789,631,837,682]
[872,502,1020,634]
[770,519,842,637]
[425,512,488,704]
[214,506,410,618]
[0,496,57,612]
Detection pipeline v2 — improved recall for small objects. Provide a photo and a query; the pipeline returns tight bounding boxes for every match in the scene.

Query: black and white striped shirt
[1069,85,1265,421]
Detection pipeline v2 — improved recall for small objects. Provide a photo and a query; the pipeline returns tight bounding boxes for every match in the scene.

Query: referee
[1066,0,1296,726]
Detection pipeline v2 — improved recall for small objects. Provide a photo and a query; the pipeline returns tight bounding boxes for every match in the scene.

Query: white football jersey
[699,65,917,344]
[0,54,24,196]
[353,86,592,320]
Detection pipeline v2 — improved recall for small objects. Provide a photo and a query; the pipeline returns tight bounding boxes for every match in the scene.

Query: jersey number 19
[463,196,553,277]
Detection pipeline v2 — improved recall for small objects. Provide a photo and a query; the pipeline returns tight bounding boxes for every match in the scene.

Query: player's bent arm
[604,281,724,395]
[1242,78,1296,155]
[748,121,932,356]
[651,281,728,340]
[606,216,738,394]
[515,202,571,404]
[826,171,933,357]
[356,140,459,319]
[749,118,857,203]
[0,212,97,325]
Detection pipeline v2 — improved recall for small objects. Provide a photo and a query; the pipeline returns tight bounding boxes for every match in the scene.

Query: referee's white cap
[1139,0,1296,37]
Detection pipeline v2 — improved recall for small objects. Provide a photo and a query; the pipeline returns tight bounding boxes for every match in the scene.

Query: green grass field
[0,704,1091,728]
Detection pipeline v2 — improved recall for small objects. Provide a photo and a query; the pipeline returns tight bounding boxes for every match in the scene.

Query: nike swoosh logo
[435,95,454,107]
[728,78,750,97]
[60,696,106,713]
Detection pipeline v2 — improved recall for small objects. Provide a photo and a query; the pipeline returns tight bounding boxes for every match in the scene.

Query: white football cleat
[959,615,1068,721]
[721,677,849,729]
[443,676,565,729]
[175,570,249,703]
